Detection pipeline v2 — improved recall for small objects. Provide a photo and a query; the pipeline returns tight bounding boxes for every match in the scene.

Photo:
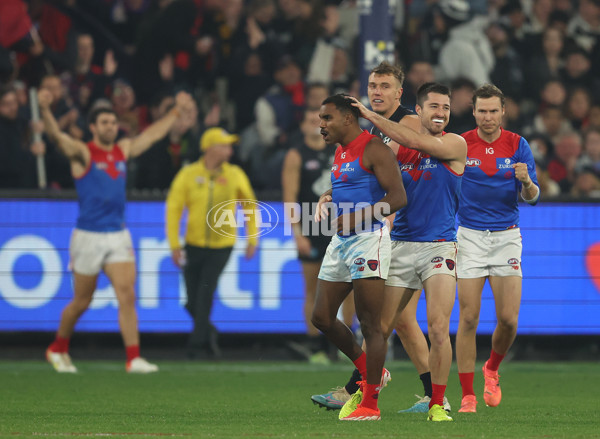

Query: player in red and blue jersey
[455,84,540,413]
[311,63,450,415]
[350,83,467,422]
[312,94,407,421]
[38,88,195,374]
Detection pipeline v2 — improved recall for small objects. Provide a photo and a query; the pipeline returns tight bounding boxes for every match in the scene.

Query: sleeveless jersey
[74,142,127,232]
[391,139,462,242]
[296,143,334,203]
[458,129,539,230]
[331,130,385,236]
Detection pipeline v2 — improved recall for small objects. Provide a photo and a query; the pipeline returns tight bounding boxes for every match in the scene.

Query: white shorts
[457,226,522,278]
[318,226,391,282]
[69,228,136,276]
[386,241,457,289]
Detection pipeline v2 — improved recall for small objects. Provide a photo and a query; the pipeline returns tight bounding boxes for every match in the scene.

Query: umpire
[166,127,258,359]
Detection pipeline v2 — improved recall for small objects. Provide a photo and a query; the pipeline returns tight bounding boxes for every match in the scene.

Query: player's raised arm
[38,89,87,162]
[349,89,467,164]
[122,91,194,159]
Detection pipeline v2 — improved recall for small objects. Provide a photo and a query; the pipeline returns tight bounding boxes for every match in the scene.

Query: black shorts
[298,234,330,263]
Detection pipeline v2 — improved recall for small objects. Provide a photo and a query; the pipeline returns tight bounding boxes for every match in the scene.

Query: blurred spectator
[535,161,561,197]
[565,86,592,130]
[588,102,600,129]
[539,78,567,107]
[38,74,80,190]
[487,21,524,97]
[567,0,600,52]
[64,33,117,113]
[229,51,272,132]
[402,60,435,111]
[548,132,583,193]
[525,104,574,145]
[561,48,600,98]
[575,127,600,177]
[0,85,38,188]
[434,0,495,86]
[110,79,141,137]
[305,82,329,111]
[528,132,555,166]
[445,77,476,134]
[525,26,565,100]
[245,55,305,188]
[502,95,528,133]
[571,169,600,197]
[134,93,202,190]
[523,0,554,36]
[0,0,45,84]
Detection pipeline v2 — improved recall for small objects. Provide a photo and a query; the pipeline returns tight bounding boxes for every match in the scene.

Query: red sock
[459,372,475,398]
[361,383,380,410]
[486,349,505,371]
[49,336,70,353]
[430,383,446,408]
[352,352,367,381]
[126,345,140,363]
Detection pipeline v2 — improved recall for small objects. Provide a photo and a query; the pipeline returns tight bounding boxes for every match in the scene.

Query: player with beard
[455,84,539,413]
[349,83,466,422]
[39,88,195,374]
[311,63,450,414]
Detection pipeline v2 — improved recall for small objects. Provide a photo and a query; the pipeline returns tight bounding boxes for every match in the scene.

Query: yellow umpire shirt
[166,160,259,250]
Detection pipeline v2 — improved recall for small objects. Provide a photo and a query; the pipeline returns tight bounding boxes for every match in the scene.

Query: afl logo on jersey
[332,164,338,171]
[466,158,481,167]
[431,256,443,263]
[401,163,414,171]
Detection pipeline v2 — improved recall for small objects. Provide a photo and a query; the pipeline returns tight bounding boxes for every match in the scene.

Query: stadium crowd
[1,0,600,198]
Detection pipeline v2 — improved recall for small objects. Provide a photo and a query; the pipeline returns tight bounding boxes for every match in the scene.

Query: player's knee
[460,310,480,330]
[427,319,449,345]
[115,285,136,309]
[359,319,382,340]
[311,310,331,333]
[497,313,518,332]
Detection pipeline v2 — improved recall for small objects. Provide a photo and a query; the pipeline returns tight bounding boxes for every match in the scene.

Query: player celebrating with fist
[456,84,540,412]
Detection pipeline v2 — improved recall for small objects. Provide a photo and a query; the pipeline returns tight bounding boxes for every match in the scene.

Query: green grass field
[1,360,598,438]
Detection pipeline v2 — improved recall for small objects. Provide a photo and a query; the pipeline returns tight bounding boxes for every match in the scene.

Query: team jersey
[458,128,539,230]
[391,140,462,242]
[331,130,385,236]
[74,142,127,232]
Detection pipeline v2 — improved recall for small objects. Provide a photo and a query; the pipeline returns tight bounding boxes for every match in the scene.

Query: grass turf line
[0,361,598,439]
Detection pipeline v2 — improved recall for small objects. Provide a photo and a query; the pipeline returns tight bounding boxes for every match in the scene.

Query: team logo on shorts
[507,258,520,269]
[367,259,379,271]
[354,258,365,265]
[445,259,455,270]
[431,256,443,263]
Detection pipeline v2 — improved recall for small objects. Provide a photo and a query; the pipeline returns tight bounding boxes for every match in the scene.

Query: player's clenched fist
[512,162,532,186]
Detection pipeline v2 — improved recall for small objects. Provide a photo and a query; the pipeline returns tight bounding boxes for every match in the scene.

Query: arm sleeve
[165,169,188,250]
[235,167,259,246]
